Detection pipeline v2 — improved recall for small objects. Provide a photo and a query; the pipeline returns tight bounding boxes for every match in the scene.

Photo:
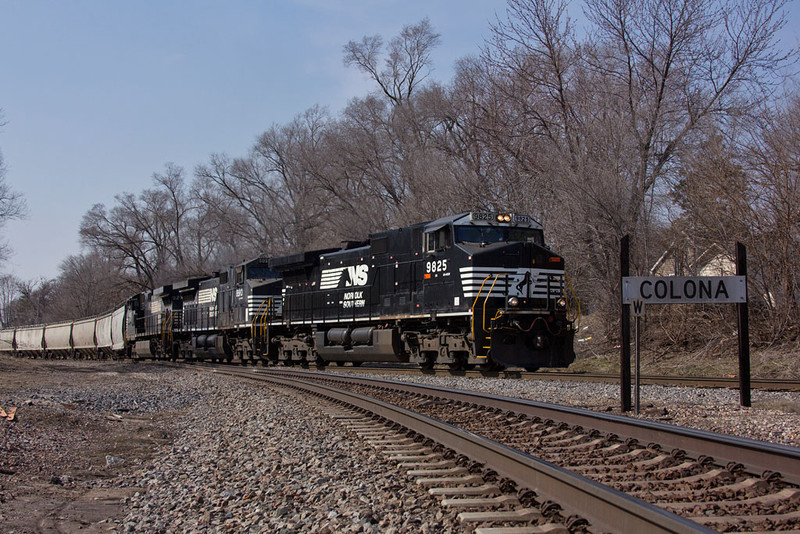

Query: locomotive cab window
[455,225,545,247]
[246,266,275,280]
[371,236,388,255]
[424,226,451,253]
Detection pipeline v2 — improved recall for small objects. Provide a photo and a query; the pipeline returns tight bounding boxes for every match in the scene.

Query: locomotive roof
[422,212,543,232]
[270,212,543,270]
[270,247,340,271]
[173,276,213,291]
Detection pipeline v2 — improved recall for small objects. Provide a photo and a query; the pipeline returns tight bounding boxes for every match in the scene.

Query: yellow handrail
[471,275,493,341]
[564,274,581,329]
[482,275,503,333]
[261,298,272,337]
[251,299,268,340]
[161,311,172,344]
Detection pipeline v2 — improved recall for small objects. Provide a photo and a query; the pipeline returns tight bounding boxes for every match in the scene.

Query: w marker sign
[622,276,747,304]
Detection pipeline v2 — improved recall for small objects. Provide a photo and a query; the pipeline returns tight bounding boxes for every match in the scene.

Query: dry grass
[570,314,800,379]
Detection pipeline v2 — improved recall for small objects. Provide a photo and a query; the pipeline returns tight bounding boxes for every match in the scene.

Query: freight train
[0,212,577,371]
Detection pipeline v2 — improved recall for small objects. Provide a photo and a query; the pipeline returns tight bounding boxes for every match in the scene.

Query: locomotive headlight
[556,298,567,310]
[508,296,520,307]
[503,215,511,222]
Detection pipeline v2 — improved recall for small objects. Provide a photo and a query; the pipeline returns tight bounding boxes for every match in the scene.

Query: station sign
[622,276,746,304]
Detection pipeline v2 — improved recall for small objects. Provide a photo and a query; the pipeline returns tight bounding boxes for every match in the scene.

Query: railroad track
[306,370,800,532]
[323,365,800,391]
[211,365,708,533]
[208,365,800,532]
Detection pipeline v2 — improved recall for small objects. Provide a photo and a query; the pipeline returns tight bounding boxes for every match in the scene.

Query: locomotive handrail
[564,274,581,329]
[161,311,173,347]
[481,274,504,333]
[264,298,272,331]
[470,275,493,341]
[250,299,269,341]
[261,298,272,336]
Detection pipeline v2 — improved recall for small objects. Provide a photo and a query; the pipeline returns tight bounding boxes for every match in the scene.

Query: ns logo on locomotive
[0,212,577,371]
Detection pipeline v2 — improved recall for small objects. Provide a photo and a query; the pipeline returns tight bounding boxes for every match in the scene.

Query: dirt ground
[2,338,798,532]
[0,355,177,533]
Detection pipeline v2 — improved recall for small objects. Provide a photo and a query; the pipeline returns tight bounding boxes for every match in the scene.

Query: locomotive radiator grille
[459,267,564,299]
[246,295,283,321]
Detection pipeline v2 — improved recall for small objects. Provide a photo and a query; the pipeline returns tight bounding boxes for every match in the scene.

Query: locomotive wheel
[480,359,505,372]
[419,352,436,370]
[448,352,470,372]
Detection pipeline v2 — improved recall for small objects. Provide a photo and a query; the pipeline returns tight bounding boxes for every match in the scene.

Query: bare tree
[484,0,792,318]
[671,89,800,344]
[339,20,472,228]
[425,55,560,217]
[720,93,800,342]
[0,108,27,263]
[744,94,800,337]
[0,273,20,327]
[47,252,135,320]
[10,278,56,325]
[79,164,205,289]
[81,199,160,290]
[344,18,441,105]
[153,163,190,272]
[194,153,262,260]
[196,107,336,256]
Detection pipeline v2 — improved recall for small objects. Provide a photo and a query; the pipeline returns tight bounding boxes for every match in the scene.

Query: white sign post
[631,299,644,413]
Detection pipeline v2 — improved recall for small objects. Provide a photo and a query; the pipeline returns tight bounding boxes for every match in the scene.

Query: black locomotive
[1,212,576,371]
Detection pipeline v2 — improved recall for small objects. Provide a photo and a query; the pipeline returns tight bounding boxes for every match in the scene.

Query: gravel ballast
[119,373,461,533]
[3,356,800,532]
[336,371,800,447]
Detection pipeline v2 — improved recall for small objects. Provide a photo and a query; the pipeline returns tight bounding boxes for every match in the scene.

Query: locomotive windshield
[455,225,544,246]
[246,266,277,280]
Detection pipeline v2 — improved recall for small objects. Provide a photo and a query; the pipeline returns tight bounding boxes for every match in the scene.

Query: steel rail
[523,372,800,391]
[219,367,712,534]
[327,366,800,391]
[265,369,800,487]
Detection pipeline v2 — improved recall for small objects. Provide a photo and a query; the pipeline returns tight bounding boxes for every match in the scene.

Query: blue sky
[1,0,797,281]
[0,0,506,280]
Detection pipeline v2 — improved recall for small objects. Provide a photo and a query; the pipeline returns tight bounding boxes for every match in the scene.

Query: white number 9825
[426,259,448,273]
